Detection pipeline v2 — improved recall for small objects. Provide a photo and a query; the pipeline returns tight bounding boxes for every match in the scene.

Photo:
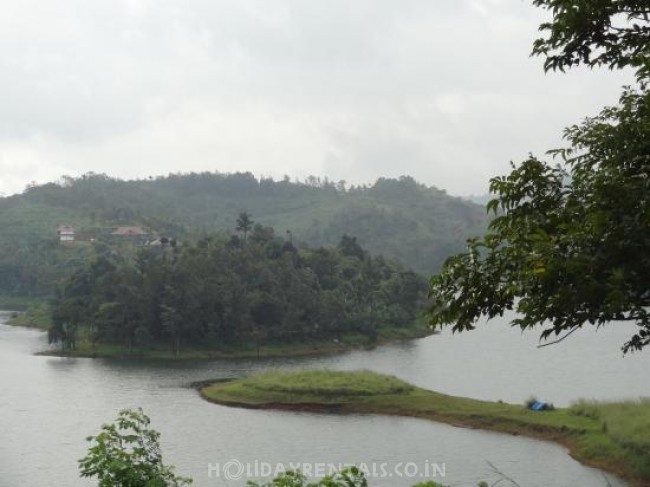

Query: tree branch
[537,326,580,348]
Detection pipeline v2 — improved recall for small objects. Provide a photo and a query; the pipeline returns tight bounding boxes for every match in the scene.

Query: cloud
[0,0,635,196]
[0,139,72,195]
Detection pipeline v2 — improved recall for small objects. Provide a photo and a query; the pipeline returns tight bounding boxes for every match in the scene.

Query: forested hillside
[0,172,487,297]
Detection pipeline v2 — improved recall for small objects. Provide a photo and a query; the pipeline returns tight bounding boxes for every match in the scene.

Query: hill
[0,172,488,297]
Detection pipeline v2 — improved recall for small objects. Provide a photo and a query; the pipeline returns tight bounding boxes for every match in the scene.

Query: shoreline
[3,301,437,361]
[3,311,436,360]
[199,371,650,487]
[33,331,434,360]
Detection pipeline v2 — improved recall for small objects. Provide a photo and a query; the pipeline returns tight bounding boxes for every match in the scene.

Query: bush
[79,408,192,486]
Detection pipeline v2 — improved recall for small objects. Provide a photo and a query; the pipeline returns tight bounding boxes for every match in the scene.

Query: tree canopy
[428,1,650,352]
[50,221,428,355]
[532,0,650,77]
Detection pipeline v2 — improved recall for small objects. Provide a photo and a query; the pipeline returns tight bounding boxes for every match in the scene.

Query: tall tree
[236,211,254,242]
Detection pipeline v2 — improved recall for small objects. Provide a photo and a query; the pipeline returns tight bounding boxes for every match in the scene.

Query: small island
[200,370,650,487]
[10,222,433,360]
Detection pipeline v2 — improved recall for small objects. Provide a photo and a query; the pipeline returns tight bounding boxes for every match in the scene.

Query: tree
[249,223,275,246]
[49,297,84,350]
[236,211,254,242]
[247,469,449,487]
[338,234,365,260]
[247,467,369,487]
[79,408,192,486]
[428,2,650,352]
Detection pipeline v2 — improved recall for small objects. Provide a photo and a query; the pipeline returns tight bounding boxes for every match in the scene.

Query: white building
[56,225,75,242]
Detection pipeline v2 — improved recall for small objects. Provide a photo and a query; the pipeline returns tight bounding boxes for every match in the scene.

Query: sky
[0,0,635,197]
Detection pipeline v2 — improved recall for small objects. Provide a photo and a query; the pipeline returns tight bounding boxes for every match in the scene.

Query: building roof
[56,225,75,233]
[111,226,148,236]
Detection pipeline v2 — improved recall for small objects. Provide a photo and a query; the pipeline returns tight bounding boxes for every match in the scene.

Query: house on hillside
[110,226,150,244]
[145,237,177,248]
[56,225,75,242]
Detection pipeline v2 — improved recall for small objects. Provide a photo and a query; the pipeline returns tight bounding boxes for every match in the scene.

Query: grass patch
[201,370,650,487]
[570,399,650,478]
[243,370,413,397]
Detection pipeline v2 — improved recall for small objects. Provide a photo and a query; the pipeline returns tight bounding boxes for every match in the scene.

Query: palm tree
[236,211,254,242]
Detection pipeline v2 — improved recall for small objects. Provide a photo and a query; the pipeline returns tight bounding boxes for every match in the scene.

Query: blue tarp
[531,401,547,411]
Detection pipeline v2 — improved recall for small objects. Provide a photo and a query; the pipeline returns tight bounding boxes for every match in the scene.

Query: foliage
[50,222,428,355]
[428,1,650,352]
[0,174,486,301]
[531,0,650,78]
[49,297,85,350]
[7,302,52,329]
[247,467,370,487]
[236,211,255,242]
[79,408,192,487]
[0,237,95,297]
[430,86,650,351]
[247,468,452,487]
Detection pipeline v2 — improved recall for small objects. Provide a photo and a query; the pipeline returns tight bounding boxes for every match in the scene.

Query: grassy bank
[5,302,52,330]
[37,327,432,360]
[201,370,650,487]
[8,305,434,360]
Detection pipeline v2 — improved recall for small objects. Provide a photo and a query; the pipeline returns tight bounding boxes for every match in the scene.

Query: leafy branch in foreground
[247,467,370,487]
[429,85,650,353]
[248,470,451,486]
[79,408,192,486]
[531,0,650,78]
[429,0,650,353]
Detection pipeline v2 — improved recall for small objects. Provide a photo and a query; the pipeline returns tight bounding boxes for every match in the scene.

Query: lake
[1,310,648,486]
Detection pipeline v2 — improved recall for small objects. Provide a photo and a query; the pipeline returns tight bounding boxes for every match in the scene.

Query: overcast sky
[0,0,635,197]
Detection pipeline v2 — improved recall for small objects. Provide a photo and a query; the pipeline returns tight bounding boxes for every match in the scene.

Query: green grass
[201,370,650,487]
[571,399,650,478]
[242,370,414,397]
[572,399,650,451]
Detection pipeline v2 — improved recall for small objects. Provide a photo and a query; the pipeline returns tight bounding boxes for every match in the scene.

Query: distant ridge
[463,193,492,206]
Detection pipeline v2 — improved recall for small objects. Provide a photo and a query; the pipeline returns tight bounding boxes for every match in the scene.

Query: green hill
[0,172,487,297]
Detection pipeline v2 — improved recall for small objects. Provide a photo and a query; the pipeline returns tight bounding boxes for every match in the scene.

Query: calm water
[1,310,648,487]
